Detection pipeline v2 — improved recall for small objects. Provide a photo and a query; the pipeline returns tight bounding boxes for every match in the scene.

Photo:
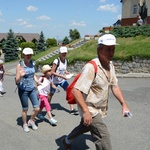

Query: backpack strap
[55,57,68,71]
[40,76,44,83]
[57,57,60,68]
[88,60,98,76]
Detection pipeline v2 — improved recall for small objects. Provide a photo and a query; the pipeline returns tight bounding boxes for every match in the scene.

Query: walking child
[37,65,58,126]
[0,60,5,97]
[49,46,78,115]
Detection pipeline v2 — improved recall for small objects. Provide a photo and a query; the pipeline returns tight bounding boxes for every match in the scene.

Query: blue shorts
[50,80,69,94]
[18,88,39,110]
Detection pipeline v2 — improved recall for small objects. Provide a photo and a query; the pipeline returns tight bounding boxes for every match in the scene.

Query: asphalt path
[0,74,150,150]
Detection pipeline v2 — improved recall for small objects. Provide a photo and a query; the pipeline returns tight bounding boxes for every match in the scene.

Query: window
[133,5,138,14]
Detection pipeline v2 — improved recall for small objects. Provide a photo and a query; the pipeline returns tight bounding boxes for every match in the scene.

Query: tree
[20,42,35,49]
[69,29,80,42]
[2,29,19,62]
[62,36,70,45]
[36,31,46,53]
[46,38,57,48]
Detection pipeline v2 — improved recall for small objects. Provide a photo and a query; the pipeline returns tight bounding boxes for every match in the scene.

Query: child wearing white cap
[49,46,79,115]
[0,60,5,97]
[37,65,58,126]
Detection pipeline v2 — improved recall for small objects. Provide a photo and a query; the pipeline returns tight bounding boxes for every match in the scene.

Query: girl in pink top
[37,65,58,126]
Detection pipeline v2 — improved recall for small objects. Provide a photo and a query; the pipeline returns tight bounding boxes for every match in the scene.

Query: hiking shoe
[37,114,45,120]
[70,109,79,115]
[23,124,30,133]
[49,118,57,125]
[62,137,72,150]
[28,120,38,130]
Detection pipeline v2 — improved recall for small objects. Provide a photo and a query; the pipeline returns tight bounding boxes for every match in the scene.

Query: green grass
[32,46,59,60]
[32,35,150,67]
[114,36,150,60]
[67,36,150,63]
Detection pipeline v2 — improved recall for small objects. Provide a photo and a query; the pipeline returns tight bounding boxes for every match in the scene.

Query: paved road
[0,73,150,150]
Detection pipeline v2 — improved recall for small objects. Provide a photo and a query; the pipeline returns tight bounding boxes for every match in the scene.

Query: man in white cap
[62,34,132,150]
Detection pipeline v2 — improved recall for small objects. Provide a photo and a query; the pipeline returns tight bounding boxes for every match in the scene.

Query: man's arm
[72,87,92,126]
[111,85,131,117]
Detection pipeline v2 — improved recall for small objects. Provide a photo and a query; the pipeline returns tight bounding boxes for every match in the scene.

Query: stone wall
[67,57,150,74]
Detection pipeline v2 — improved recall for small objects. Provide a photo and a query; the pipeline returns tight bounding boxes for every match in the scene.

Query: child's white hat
[42,65,51,73]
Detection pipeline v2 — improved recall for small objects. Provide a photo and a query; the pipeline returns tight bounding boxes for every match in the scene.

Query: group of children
[15,46,78,132]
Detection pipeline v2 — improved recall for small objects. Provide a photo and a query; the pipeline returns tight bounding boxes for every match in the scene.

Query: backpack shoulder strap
[54,58,60,71]
[39,76,45,83]
[88,60,98,74]
[65,58,68,65]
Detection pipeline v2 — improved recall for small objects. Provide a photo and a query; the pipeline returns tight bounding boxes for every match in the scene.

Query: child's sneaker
[37,114,45,120]
[0,92,3,97]
[49,118,57,125]
[28,120,38,130]
[23,124,30,133]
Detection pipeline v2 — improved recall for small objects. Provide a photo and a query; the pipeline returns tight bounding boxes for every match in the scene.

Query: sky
[0,0,122,40]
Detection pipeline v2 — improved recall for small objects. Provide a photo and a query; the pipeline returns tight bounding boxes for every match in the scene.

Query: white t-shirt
[37,76,52,96]
[52,58,67,84]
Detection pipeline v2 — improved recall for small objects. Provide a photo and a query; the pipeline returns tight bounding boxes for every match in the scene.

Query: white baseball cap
[23,48,34,55]
[42,65,51,73]
[98,34,119,46]
[59,46,68,53]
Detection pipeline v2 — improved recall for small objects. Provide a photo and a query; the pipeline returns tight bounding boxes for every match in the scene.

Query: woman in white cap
[37,65,57,126]
[15,47,40,133]
[0,60,5,97]
[49,46,79,115]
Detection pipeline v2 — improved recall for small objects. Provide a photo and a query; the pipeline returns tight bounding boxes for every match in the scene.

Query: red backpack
[66,60,98,104]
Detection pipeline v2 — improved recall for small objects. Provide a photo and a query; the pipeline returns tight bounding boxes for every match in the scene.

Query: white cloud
[69,20,86,27]
[117,14,121,20]
[0,10,4,22]
[16,19,33,28]
[37,15,51,20]
[0,10,2,17]
[97,4,119,12]
[0,18,5,22]
[27,5,38,12]
[16,19,27,25]
[100,0,106,3]
[24,24,33,28]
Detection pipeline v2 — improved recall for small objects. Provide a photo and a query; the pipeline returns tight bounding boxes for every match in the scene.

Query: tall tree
[36,31,46,53]
[62,36,70,45]
[2,29,19,62]
[69,29,80,42]
[46,38,57,48]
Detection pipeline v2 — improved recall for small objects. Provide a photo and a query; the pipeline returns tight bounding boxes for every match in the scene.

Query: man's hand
[83,111,92,126]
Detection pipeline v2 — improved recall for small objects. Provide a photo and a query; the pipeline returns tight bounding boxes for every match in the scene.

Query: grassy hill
[67,36,150,63]
[34,35,150,66]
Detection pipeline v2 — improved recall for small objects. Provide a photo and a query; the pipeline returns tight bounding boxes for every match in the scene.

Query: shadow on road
[56,134,93,150]
[51,103,70,114]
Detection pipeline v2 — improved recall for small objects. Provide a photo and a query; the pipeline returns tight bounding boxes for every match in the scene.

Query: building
[121,0,150,26]
[0,33,40,44]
